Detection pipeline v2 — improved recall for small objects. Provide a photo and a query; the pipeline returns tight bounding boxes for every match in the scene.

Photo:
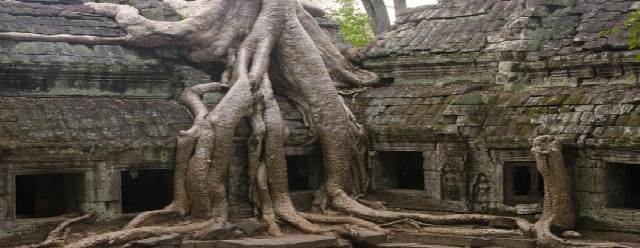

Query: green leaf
[321,0,374,47]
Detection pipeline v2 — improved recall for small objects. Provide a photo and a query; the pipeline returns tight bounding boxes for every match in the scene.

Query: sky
[318,0,439,23]
[404,0,438,8]
[386,0,438,21]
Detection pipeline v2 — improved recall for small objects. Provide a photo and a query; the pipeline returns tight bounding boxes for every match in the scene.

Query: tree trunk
[531,135,576,231]
[361,0,390,35]
[530,136,627,248]
[393,0,406,16]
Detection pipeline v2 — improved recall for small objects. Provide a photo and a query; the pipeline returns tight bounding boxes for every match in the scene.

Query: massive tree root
[530,136,628,248]
[3,1,630,247]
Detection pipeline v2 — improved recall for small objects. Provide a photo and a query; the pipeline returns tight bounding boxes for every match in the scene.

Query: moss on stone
[541,95,568,106]
[626,115,640,126]
[563,94,591,105]
[525,107,548,114]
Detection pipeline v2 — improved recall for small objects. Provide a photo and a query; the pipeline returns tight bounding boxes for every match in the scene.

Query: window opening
[378,151,425,190]
[286,155,323,191]
[607,163,640,209]
[15,173,83,218]
[121,169,173,213]
[503,162,543,206]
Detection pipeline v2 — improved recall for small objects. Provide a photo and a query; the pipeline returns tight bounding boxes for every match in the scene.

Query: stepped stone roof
[370,0,637,56]
[0,0,123,36]
[0,97,191,168]
[354,84,640,150]
[364,0,640,88]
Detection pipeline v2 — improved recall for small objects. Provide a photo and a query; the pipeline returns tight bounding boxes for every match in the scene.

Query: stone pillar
[0,170,12,230]
[368,151,381,190]
[425,144,468,202]
[82,162,121,221]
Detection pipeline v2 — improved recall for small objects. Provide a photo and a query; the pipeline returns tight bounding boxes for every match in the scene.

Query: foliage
[319,0,374,47]
[600,9,640,60]
[625,9,640,58]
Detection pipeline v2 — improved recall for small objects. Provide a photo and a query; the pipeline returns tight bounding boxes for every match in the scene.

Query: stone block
[491,237,536,248]
[394,232,493,247]
[235,218,268,236]
[216,235,337,248]
[352,230,388,245]
[515,203,542,215]
[488,217,517,229]
[198,223,239,240]
[180,240,218,248]
[131,233,183,247]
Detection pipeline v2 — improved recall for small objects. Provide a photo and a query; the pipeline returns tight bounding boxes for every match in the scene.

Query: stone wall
[354,83,640,231]
[360,0,640,234]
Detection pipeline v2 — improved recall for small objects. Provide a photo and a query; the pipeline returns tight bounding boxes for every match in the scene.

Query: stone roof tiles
[364,0,640,88]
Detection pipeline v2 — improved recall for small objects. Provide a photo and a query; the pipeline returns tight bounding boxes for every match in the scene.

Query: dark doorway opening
[378,151,425,190]
[121,169,174,213]
[607,163,640,209]
[286,155,323,191]
[503,161,543,206]
[15,173,84,218]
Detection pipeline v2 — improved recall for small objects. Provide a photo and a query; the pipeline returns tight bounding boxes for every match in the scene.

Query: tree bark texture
[361,0,391,35]
[393,0,406,13]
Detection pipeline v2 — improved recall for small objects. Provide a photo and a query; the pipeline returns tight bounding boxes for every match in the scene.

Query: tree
[1,1,628,247]
[601,9,640,60]
[320,0,375,47]
[393,0,406,13]
[361,0,390,35]
[625,9,640,60]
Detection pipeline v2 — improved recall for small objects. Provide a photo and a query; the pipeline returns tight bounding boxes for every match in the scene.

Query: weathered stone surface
[197,223,239,241]
[491,237,536,248]
[376,243,460,248]
[235,218,268,236]
[562,230,583,239]
[488,218,517,229]
[216,234,337,248]
[351,230,388,245]
[365,0,638,89]
[393,232,493,247]
[130,233,183,247]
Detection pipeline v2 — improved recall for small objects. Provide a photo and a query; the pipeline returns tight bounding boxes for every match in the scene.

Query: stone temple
[0,0,639,246]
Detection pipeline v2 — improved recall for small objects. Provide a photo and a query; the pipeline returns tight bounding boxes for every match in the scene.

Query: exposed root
[67,219,216,248]
[299,212,384,232]
[534,216,630,248]
[421,226,524,237]
[380,218,433,229]
[22,211,96,248]
[530,136,628,247]
[123,210,182,230]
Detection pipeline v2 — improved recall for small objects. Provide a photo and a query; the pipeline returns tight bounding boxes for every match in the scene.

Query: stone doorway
[286,155,324,191]
[378,151,425,190]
